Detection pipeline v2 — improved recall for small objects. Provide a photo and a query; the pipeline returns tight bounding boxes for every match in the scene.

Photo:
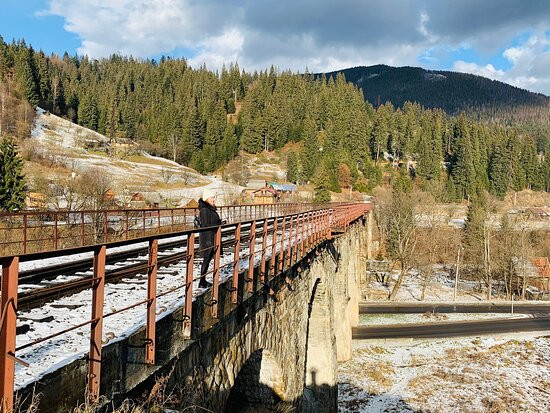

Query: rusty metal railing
[0,203,314,257]
[0,202,372,412]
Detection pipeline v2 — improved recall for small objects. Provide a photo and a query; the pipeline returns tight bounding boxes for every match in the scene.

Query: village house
[252,187,279,204]
[25,192,46,210]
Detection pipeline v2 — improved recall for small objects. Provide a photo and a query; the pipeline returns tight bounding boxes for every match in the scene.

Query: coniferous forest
[2,37,550,202]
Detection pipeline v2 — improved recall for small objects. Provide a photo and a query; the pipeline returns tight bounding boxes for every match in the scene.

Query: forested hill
[4,38,550,203]
[323,64,550,116]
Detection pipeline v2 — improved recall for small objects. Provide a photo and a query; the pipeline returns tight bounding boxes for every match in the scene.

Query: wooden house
[243,179,267,199]
[185,199,199,208]
[252,187,278,204]
[269,182,297,201]
[129,192,146,208]
[25,192,46,209]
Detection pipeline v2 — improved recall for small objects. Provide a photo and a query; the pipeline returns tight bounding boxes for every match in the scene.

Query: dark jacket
[198,198,222,258]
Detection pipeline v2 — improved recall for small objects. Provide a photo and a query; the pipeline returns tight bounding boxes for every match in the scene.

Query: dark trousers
[200,247,214,284]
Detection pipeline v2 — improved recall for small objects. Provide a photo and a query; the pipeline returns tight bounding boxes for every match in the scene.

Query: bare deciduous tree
[415,193,444,301]
[161,167,175,184]
[378,187,418,301]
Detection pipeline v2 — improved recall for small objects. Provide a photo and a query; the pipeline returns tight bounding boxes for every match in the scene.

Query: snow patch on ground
[339,334,550,412]
[30,108,244,204]
[366,266,495,303]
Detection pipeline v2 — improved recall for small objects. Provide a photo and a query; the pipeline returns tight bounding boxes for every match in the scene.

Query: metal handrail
[0,202,372,411]
[0,203,326,257]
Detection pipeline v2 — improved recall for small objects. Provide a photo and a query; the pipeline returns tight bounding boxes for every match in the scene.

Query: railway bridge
[0,202,373,412]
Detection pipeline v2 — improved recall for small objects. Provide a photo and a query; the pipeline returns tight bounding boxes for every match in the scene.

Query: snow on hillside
[29,108,244,205]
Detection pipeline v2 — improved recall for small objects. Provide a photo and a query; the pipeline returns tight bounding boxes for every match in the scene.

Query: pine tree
[20,49,39,107]
[314,164,331,202]
[451,116,477,199]
[488,142,510,199]
[78,93,99,130]
[0,137,26,211]
[463,189,488,261]
[417,117,442,182]
[287,151,300,183]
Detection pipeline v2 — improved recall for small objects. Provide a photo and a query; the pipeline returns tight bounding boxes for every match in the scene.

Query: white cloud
[42,0,550,94]
[453,34,550,95]
[452,61,506,79]
[188,28,244,69]
[45,0,237,58]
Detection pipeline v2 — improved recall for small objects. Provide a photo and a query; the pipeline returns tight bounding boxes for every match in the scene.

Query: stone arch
[224,349,287,412]
[303,277,338,412]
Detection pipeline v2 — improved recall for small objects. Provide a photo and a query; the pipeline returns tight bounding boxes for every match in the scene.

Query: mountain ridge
[321,64,550,115]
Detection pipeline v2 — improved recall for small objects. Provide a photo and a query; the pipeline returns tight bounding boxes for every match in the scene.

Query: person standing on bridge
[198,189,223,288]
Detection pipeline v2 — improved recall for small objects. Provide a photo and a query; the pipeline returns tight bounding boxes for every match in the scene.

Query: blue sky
[0,1,80,55]
[2,0,550,95]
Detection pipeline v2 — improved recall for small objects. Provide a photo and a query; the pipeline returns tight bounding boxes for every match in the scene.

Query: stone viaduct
[14,209,372,412]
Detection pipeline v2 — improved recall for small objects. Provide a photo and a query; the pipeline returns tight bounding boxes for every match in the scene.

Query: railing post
[171,209,174,232]
[88,245,106,404]
[319,210,323,243]
[103,211,108,243]
[183,233,194,337]
[247,221,256,292]
[269,218,278,279]
[302,212,307,254]
[212,226,222,318]
[260,219,268,284]
[125,211,129,240]
[0,257,19,413]
[304,212,310,252]
[81,212,85,246]
[22,215,27,254]
[326,210,332,240]
[312,211,316,245]
[321,211,326,241]
[309,211,315,248]
[286,216,293,269]
[294,214,300,262]
[54,213,58,250]
[157,209,161,234]
[232,223,242,304]
[143,211,146,237]
[279,217,286,272]
[146,239,157,365]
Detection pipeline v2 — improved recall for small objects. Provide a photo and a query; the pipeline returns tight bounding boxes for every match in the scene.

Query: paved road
[359,302,550,314]
[352,316,550,339]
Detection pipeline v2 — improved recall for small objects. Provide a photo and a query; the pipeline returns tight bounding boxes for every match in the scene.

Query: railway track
[16,221,277,310]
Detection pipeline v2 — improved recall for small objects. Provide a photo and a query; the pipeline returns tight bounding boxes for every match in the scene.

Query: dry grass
[365,361,395,390]
[152,180,205,190]
[71,367,181,413]
[499,189,550,208]
[341,338,549,413]
[125,155,176,167]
